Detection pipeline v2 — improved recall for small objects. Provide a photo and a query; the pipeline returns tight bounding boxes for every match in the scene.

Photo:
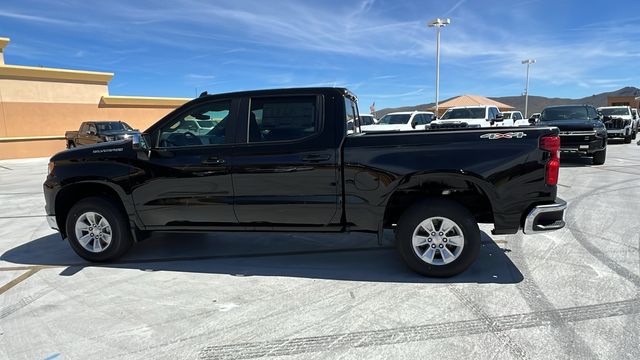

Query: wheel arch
[54,180,138,239]
[382,171,497,227]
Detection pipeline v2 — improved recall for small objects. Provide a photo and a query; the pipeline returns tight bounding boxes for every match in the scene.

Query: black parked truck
[538,105,607,165]
[65,121,139,148]
[44,88,566,277]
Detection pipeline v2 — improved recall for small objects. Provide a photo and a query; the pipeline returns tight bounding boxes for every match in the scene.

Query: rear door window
[249,96,318,142]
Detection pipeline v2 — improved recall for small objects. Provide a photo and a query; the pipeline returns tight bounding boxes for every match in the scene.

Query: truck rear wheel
[396,199,481,277]
[67,141,75,149]
[65,196,133,262]
[625,136,632,144]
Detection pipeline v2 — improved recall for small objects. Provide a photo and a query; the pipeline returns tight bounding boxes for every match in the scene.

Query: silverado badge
[480,132,527,139]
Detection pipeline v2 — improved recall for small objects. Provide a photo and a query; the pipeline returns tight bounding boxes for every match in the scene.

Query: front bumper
[559,131,605,154]
[523,199,567,234]
[606,126,631,138]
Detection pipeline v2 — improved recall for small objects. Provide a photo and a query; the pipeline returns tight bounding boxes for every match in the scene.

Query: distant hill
[375,87,640,117]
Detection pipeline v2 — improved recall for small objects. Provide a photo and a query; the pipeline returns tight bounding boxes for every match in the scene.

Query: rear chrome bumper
[46,215,59,231]
[523,199,567,234]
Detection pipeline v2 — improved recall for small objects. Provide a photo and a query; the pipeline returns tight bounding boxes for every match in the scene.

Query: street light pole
[428,18,450,117]
[522,59,535,118]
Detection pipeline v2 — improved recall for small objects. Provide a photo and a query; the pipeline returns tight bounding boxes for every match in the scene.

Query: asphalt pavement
[0,140,638,360]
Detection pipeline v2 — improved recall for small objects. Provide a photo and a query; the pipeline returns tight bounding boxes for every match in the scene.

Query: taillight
[540,136,560,185]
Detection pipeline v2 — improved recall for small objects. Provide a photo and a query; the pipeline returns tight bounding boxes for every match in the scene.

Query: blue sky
[1,0,640,109]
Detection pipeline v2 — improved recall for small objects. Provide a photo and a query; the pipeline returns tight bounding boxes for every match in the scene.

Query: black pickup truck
[65,121,139,148]
[44,88,566,277]
[538,105,607,165]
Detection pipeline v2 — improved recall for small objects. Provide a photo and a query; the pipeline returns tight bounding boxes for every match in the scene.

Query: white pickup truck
[597,106,637,142]
[502,111,531,126]
[430,105,513,128]
[362,111,435,132]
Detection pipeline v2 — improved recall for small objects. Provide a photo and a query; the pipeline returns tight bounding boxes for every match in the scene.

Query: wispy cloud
[185,74,216,80]
[359,88,426,99]
[0,9,77,25]
[443,0,466,16]
[3,0,639,105]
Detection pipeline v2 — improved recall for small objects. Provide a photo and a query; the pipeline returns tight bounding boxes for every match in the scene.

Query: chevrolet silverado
[44,87,566,277]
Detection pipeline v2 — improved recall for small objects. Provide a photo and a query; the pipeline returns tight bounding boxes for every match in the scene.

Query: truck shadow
[1,231,523,284]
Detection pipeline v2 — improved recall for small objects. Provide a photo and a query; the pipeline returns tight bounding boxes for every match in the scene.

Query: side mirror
[494,113,504,122]
[131,133,150,150]
[528,118,537,124]
[603,115,612,121]
[131,133,141,149]
[87,130,96,136]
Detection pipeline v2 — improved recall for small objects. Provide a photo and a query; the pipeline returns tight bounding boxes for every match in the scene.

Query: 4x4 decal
[480,132,527,139]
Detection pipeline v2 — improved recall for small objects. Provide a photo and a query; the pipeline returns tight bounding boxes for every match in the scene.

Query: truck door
[78,123,95,145]
[229,94,340,228]
[129,98,240,228]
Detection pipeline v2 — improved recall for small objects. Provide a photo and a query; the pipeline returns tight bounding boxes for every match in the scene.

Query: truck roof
[198,87,354,100]
[385,111,434,115]
[544,104,593,109]
[446,105,496,110]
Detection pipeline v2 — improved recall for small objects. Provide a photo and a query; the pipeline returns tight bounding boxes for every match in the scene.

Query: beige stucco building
[0,37,191,159]
[607,95,640,109]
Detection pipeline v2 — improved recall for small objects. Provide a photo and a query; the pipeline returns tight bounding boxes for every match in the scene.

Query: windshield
[360,115,375,125]
[196,120,216,128]
[96,122,131,132]
[378,114,411,125]
[599,108,630,116]
[440,108,486,120]
[540,106,588,121]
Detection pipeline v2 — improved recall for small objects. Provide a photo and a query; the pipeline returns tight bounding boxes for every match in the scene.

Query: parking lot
[0,141,639,360]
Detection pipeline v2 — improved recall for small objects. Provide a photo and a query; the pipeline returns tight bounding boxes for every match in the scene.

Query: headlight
[48,162,55,176]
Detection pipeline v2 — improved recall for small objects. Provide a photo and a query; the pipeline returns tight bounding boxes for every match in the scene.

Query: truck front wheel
[65,196,133,262]
[396,199,481,277]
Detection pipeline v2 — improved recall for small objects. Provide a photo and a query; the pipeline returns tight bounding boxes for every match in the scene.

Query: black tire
[65,196,133,262]
[67,141,76,149]
[592,148,606,165]
[625,136,632,144]
[396,198,481,277]
[633,131,637,140]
